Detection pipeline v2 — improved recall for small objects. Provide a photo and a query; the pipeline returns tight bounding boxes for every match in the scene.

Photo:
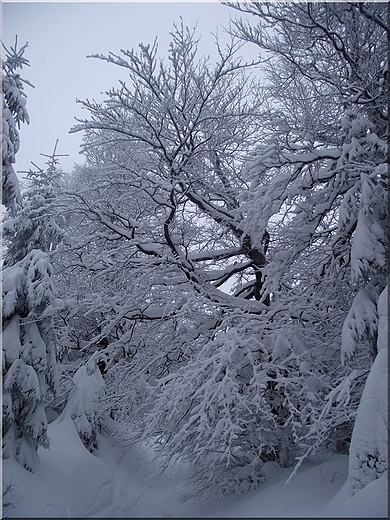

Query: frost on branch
[348,284,388,494]
[136,314,307,495]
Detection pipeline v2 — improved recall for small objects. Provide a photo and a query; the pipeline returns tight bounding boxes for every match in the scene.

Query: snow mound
[209,456,387,518]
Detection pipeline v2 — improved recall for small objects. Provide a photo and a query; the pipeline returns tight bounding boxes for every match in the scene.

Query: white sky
[2,1,258,174]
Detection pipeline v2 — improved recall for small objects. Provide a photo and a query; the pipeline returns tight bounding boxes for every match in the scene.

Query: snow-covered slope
[211,457,387,518]
[2,413,388,518]
[3,414,201,518]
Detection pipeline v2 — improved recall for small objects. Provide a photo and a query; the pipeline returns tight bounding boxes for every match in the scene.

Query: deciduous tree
[226,0,388,490]
[56,4,387,494]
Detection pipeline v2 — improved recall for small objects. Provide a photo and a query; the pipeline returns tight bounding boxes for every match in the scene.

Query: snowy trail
[87,433,202,518]
[3,414,201,518]
[3,414,388,518]
[77,449,127,517]
[79,443,158,517]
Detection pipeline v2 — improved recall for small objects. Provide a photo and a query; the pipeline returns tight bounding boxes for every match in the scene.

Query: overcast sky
[3,1,258,175]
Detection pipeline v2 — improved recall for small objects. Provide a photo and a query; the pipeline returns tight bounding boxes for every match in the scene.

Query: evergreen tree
[2,135,65,469]
[2,37,33,216]
[2,250,58,471]
[3,140,66,265]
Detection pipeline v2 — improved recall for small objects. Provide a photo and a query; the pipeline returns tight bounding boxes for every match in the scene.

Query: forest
[2,2,388,517]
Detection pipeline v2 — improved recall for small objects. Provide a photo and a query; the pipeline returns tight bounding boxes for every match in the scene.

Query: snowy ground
[2,414,388,518]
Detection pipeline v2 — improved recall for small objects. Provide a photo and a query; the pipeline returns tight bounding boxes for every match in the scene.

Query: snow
[320,470,388,518]
[271,333,291,361]
[377,283,388,354]
[4,359,42,401]
[2,264,26,319]
[3,415,202,518]
[350,172,388,283]
[2,316,23,364]
[341,281,379,365]
[2,250,56,319]
[159,459,385,518]
[64,361,106,451]
[3,416,388,518]
[347,283,388,494]
[282,147,341,164]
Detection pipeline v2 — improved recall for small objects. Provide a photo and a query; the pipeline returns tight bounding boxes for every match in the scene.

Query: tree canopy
[2,2,388,497]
